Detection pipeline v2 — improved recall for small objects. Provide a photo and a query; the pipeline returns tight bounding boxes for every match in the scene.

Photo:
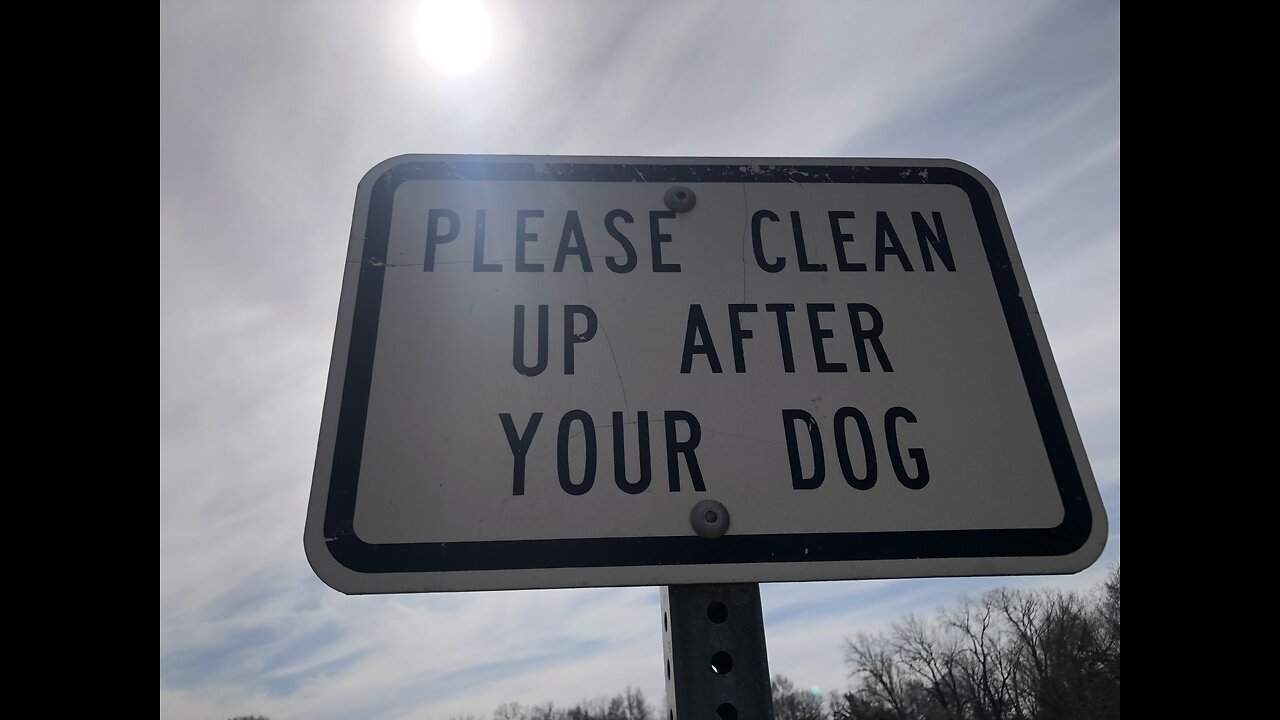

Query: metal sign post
[663,583,774,720]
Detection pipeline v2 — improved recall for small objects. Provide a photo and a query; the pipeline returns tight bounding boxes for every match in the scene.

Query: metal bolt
[664,186,697,213]
[690,499,730,539]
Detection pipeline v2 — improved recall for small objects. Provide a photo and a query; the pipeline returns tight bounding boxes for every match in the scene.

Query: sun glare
[416,1,493,75]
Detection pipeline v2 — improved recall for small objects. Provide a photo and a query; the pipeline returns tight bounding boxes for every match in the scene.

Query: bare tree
[1098,565,1120,684]
[943,595,1018,720]
[528,702,558,720]
[995,582,1118,720]
[840,568,1120,720]
[500,688,652,720]
[495,702,527,720]
[621,687,653,720]
[772,674,827,720]
[844,633,912,720]
[892,614,966,720]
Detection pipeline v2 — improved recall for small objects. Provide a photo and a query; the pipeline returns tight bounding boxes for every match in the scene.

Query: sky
[159,1,1120,718]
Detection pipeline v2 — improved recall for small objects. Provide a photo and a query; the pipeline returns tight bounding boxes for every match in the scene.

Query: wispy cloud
[160,2,1119,718]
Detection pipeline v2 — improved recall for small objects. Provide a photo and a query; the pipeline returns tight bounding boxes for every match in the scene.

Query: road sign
[305,155,1106,594]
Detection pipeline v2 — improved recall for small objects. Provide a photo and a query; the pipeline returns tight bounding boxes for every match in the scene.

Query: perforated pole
[661,584,774,720]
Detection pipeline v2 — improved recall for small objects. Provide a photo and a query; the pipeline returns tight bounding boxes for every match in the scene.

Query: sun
[416,1,493,75]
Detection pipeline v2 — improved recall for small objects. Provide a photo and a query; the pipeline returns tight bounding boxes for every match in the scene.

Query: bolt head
[690,500,730,539]
[664,185,697,213]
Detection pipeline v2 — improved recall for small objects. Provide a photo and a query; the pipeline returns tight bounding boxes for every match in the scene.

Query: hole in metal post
[707,602,728,624]
[716,703,737,720]
[710,651,734,674]
[663,612,668,633]
[666,658,671,680]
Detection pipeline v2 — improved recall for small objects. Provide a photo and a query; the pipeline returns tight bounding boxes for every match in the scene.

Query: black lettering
[424,208,460,271]
[782,409,824,489]
[553,210,593,272]
[664,410,705,492]
[650,211,680,272]
[834,407,876,490]
[500,412,543,496]
[563,305,597,375]
[829,210,866,272]
[848,303,894,372]
[613,411,652,494]
[886,406,929,489]
[875,211,913,271]
[513,305,548,376]
[751,210,785,272]
[558,410,596,495]
[765,303,797,373]
[604,209,638,273]
[791,211,825,271]
[807,303,847,373]
[472,209,501,272]
[912,211,956,272]
[680,304,723,373]
[728,304,758,373]
[516,209,544,272]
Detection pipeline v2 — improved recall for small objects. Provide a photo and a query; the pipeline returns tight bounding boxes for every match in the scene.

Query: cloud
[161,1,1120,717]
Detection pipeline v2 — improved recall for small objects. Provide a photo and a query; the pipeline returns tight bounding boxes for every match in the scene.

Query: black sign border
[321,159,1093,574]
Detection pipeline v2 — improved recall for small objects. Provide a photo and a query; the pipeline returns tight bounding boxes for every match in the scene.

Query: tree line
[829,566,1119,720]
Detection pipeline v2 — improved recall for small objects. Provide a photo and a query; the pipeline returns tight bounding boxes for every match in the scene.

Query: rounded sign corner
[1068,498,1109,573]
[304,532,359,595]
[356,154,420,195]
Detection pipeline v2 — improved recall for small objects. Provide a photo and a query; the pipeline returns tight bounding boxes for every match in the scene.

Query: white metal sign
[305,155,1106,593]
